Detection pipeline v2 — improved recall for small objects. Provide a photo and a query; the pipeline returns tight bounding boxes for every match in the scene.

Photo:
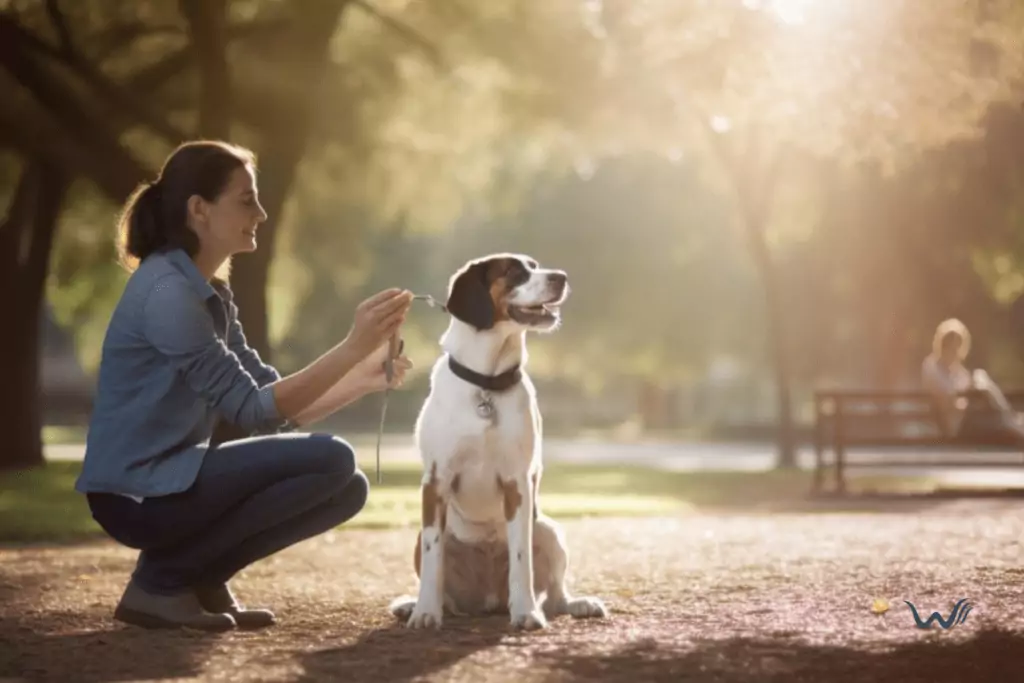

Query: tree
[578,0,1024,466]
[0,0,615,468]
[0,0,346,467]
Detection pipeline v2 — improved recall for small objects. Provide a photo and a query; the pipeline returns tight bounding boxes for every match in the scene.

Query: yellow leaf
[871,597,890,614]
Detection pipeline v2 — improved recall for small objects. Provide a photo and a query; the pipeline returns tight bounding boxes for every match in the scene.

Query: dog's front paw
[567,596,608,619]
[510,608,548,631]
[389,596,417,621]
[406,605,443,629]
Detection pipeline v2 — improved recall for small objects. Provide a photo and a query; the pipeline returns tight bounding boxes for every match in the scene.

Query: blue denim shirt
[76,248,291,497]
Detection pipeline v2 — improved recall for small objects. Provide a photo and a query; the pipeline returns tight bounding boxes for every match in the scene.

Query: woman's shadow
[296,614,510,683]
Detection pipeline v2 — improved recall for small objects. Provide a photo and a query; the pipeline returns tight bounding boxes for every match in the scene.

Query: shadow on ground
[4,608,1023,682]
[0,614,219,682]
[296,617,508,682]
[533,627,1024,683]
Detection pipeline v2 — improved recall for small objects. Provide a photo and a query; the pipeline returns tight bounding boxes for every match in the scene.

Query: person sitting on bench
[921,318,1024,441]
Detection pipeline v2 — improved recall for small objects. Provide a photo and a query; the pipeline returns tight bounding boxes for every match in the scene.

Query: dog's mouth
[508,301,561,326]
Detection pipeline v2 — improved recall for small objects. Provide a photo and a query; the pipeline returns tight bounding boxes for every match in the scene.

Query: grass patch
[0,458,935,544]
[42,425,88,445]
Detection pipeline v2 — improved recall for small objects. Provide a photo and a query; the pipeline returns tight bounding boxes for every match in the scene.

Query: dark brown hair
[116,140,257,274]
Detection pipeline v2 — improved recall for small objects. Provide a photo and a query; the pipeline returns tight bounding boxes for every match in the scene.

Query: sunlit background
[4,0,1024,469]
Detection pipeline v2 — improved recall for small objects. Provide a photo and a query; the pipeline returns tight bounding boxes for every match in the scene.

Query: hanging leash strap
[375,294,448,484]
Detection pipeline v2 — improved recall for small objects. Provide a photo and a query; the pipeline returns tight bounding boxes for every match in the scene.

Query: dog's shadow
[295,614,510,682]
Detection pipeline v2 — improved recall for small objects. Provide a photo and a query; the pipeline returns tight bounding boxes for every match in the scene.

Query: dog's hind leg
[533,514,608,620]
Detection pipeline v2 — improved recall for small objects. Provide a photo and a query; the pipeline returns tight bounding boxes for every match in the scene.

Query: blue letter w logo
[904,599,973,629]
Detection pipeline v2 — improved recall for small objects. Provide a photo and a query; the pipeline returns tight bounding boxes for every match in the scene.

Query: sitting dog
[389,253,608,630]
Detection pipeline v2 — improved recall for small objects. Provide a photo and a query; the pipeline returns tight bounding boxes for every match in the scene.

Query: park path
[45,436,1024,488]
[3,503,1024,682]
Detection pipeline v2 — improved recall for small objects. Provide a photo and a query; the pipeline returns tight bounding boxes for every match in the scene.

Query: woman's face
[192,165,267,257]
[941,334,964,362]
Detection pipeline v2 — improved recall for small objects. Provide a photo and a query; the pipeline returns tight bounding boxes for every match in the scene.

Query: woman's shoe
[114,579,236,632]
[194,582,276,629]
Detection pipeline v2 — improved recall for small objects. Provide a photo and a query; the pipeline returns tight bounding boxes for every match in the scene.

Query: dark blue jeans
[87,432,369,595]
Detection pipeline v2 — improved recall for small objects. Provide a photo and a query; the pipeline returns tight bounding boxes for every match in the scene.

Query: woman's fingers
[361,288,405,310]
[371,290,414,319]
[380,311,407,337]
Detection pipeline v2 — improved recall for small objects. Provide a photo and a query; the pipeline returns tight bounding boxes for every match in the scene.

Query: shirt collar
[163,248,218,301]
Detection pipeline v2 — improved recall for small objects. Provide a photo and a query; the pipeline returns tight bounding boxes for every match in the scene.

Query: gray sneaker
[113,579,236,632]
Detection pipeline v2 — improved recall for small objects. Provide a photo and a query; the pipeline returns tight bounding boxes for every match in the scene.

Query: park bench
[812,389,1024,494]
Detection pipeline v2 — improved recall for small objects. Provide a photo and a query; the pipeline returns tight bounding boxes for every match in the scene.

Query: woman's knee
[345,469,370,510]
[306,432,357,478]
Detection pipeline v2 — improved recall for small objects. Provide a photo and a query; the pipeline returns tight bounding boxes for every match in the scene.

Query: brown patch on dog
[483,256,530,323]
[488,277,512,322]
[415,463,447,579]
[499,477,523,521]
[422,462,440,528]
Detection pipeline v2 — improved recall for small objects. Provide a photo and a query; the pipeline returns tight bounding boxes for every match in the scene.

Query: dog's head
[445,253,569,333]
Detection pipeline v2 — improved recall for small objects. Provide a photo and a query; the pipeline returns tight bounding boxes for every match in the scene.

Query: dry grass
[3,500,1024,682]
[0,458,943,543]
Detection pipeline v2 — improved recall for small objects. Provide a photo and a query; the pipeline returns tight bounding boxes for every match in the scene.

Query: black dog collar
[448,355,522,392]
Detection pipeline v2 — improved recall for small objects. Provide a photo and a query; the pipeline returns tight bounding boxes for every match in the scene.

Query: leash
[375,294,447,484]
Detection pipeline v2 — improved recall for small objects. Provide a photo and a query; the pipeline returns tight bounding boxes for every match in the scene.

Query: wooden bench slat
[841,458,1024,468]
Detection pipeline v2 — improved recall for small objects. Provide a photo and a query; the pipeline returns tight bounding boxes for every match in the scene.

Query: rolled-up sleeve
[143,275,288,433]
[224,296,281,387]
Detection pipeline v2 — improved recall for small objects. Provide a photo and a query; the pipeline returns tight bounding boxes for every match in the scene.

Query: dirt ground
[3,500,1024,683]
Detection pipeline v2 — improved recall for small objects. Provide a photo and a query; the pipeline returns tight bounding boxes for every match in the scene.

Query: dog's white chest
[419,380,537,472]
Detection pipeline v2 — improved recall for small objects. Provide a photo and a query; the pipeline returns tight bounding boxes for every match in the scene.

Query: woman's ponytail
[116,180,164,272]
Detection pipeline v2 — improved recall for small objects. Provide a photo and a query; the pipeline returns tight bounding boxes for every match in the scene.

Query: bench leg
[811,428,824,495]
[812,446,824,495]
[834,444,846,495]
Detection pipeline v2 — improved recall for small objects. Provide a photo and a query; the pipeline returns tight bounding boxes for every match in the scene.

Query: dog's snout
[548,272,568,289]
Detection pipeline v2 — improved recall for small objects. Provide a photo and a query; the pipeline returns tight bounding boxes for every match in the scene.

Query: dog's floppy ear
[446,261,495,330]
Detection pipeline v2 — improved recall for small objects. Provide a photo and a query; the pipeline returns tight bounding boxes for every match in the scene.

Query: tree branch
[91,22,182,62]
[0,13,188,144]
[44,0,73,56]
[351,0,445,70]
[0,61,149,203]
[124,19,283,92]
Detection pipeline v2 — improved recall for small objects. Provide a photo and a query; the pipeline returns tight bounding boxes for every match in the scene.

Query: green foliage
[46,181,126,373]
[476,152,764,385]
[10,0,1024,418]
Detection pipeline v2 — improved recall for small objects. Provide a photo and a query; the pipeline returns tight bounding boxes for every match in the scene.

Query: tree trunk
[179,0,231,138]
[744,218,798,468]
[206,1,351,445]
[733,132,797,469]
[230,0,354,363]
[0,161,69,471]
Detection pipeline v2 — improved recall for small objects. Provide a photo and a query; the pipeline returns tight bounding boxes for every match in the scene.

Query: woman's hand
[344,288,414,360]
[349,339,414,394]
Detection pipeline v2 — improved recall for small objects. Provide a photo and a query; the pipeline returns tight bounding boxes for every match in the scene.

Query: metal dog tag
[476,394,495,420]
